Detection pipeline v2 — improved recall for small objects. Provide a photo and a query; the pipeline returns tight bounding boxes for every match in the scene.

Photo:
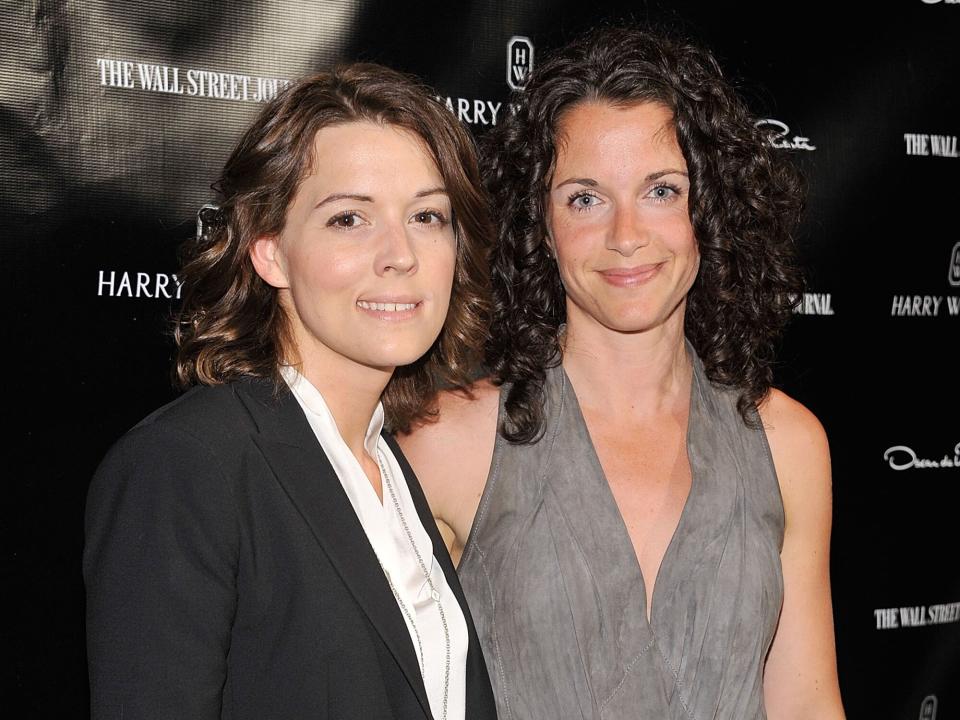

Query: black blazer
[84,377,496,720]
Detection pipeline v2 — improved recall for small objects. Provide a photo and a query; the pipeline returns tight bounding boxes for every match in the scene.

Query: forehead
[554,100,681,165]
[306,120,441,179]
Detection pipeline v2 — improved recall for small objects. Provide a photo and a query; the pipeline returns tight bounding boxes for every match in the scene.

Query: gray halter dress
[457,353,785,720]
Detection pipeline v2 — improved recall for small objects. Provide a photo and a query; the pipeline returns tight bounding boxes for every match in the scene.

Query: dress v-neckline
[557,357,701,628]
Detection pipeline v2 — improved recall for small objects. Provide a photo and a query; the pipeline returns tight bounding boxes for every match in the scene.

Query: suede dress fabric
[458,353,785,720]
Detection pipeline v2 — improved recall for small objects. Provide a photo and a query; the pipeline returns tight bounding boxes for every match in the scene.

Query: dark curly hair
[484,24,805,443]
[175,63,491,433]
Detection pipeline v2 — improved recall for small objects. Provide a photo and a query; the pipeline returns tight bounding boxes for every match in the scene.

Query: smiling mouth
[599,263,664,286]
[356,300,420,312]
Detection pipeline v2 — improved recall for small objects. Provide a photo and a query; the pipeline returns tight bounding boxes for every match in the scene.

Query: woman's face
[252,121,457,377]
[545,100,699,337]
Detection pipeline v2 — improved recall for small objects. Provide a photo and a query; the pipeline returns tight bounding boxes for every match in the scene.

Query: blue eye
[568,191,601,211]
[649,184,680,202]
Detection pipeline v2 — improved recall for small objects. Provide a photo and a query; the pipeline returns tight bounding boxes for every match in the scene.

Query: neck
[297,351,393,461]
[561,305,692,418]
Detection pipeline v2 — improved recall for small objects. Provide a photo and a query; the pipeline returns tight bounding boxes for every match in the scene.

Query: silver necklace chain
[377,448,451,720]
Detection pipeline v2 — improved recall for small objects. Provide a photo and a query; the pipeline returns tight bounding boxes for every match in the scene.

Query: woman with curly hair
[399,25,845,720]
[84,64,497,720]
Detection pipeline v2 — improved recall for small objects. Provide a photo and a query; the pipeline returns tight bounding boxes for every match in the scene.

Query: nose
[605,204,650,257]
[375,221,418,275]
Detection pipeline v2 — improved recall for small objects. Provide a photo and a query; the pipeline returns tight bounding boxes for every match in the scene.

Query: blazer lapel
[235,380,433,718]
[385,434,497,719]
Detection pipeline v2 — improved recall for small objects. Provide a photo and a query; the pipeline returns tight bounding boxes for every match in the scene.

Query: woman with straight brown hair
[84,63,497,720]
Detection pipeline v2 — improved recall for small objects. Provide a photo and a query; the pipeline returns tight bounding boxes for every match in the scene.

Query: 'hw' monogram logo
[949,242,960,287]
[507,36,534,90]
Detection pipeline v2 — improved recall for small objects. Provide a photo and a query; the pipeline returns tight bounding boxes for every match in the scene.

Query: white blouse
[282,366,468,720]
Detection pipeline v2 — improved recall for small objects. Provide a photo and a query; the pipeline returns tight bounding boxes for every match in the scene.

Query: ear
[542,215,556,257]
[249,235,289,289]
[543,231,556,258]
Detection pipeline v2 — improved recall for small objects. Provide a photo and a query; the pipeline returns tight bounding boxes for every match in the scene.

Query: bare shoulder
[757,388,832,519]
[757,388,830,462]
[398,378,501,463]
[396,379,500,537]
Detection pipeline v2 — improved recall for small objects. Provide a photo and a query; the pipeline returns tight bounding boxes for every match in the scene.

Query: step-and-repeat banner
[3,1,957,716]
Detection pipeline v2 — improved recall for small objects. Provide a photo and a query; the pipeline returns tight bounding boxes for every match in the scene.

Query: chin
[365,341,437,370]
[600,296,684,332]
[603,321,657,335]
[589,306,653,331]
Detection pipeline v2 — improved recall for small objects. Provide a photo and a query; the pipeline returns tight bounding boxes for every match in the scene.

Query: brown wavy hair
[175,63,491,432]
[484,25,805,442]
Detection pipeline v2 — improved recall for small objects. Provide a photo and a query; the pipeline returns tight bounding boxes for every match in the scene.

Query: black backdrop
[3,1,958,717]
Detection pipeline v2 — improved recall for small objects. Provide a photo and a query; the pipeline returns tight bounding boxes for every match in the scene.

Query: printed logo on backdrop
[755,119,816,151]
[437,35,534,126]
[507,36,534,91]
[904,132,958,158]
[97,271,183,299]
[97,207,215,299]
[792,292,834,316]
[920,696,938,720]
[437,96,506,127]
[874,601,960,629]
[96,57,290,103]
[890,245,960,316]
[883,442,959,470]
[949,241,960,286]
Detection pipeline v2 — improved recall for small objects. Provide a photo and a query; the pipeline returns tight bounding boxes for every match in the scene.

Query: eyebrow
[553,169,689,189]
[415,186,448,198]
[315,193,373,209]
[314,187,448,209]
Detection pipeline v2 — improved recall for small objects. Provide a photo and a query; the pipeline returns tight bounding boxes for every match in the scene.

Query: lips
[598,263,664,286]
[355,297,424,321]
[356,300,419,312]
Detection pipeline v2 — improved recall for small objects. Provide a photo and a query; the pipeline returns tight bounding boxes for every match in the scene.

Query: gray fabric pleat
[458,351,784,720]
